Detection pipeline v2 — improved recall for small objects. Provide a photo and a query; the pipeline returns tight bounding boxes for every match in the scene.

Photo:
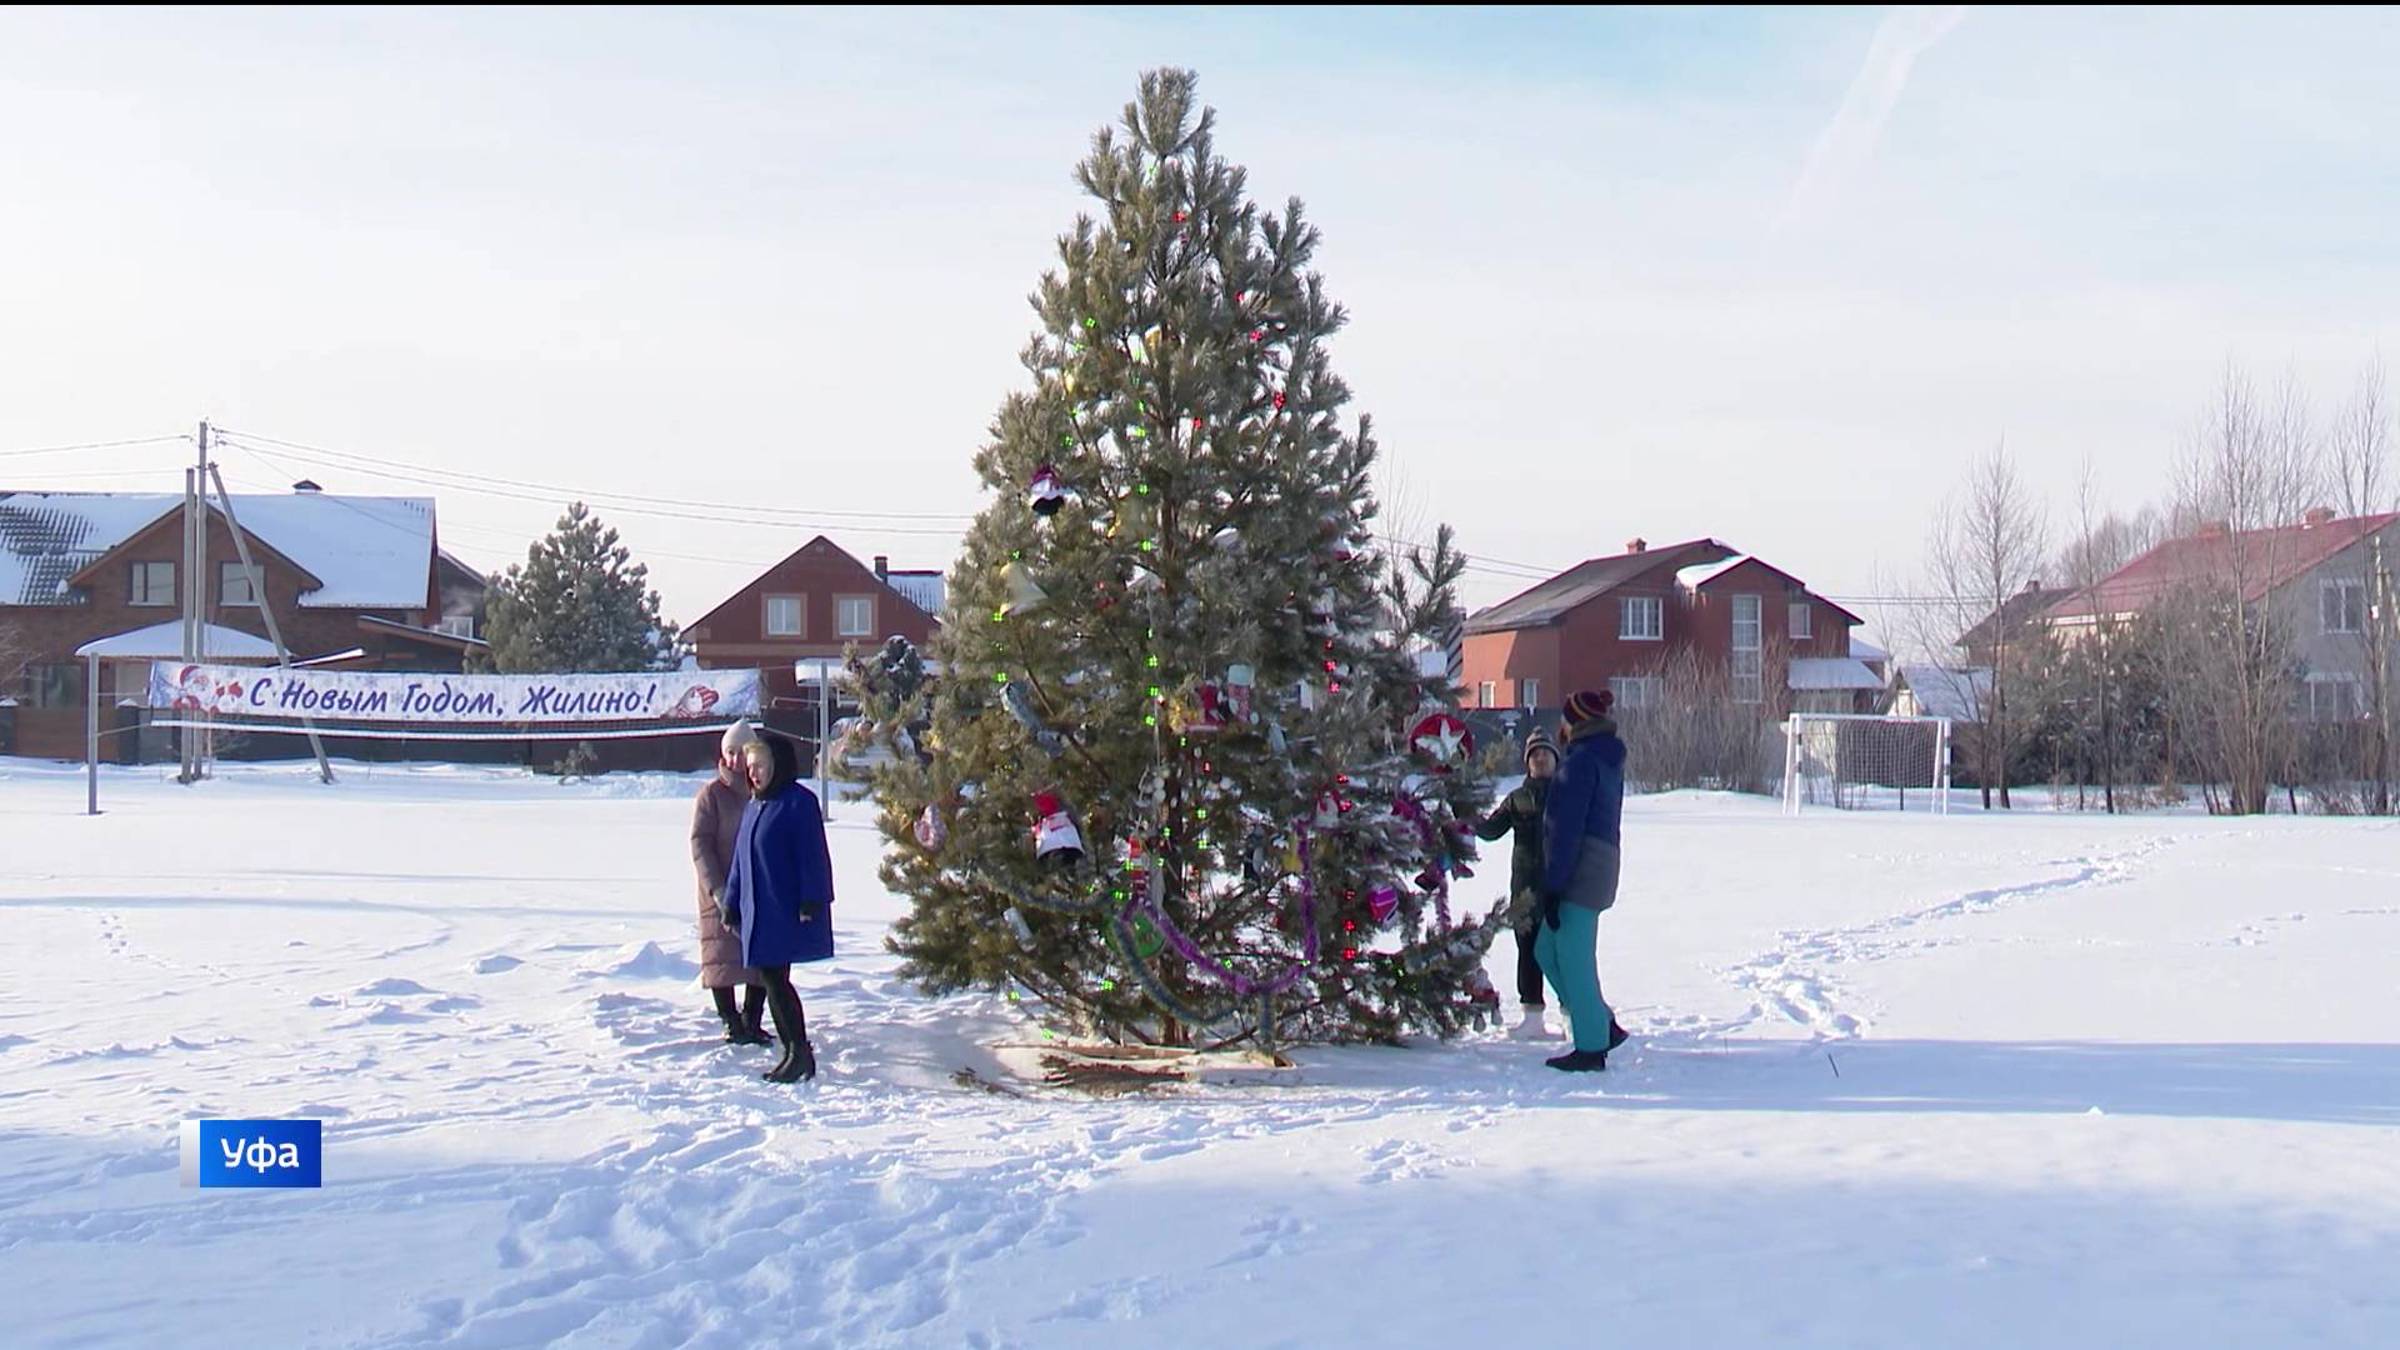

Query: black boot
[713,987,771,1046]
[738,985,771,1045]
[761,973,815,1084]
[1607,1019,1629,1052]
[1546,1049,1609,1072]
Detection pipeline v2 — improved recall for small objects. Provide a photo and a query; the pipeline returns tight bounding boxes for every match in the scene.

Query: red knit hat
[1562,688,1614,727]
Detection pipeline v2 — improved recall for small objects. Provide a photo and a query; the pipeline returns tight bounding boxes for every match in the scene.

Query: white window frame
[836,594,875,639]
[1732,594,1764,704]
[2322,579,2367,635]
[1620,595,1664,641]
[435,614,476,640]
[764,594,805,638]
[1609,675,1662,711]
[130,561,175,607]
[1520,677,1541,709]
[2305,673,2361,722]
[1478,680,1497,708]
[219,560,260,608]
[1789,600,1813,640]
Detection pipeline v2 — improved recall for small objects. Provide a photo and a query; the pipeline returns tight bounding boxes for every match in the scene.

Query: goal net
[1782,714,1950,814]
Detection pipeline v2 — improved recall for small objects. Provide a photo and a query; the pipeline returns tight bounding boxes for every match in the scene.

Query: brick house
[2043,508,2400,723]
[685,536,944,732]
[1460,536,1876,718]
[0,488,460,760]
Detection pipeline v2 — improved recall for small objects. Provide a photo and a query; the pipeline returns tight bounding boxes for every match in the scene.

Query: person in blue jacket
[723,733,836,1083]
[1536,689,1632,1072]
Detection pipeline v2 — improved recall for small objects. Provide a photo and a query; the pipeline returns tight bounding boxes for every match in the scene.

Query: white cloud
[1775,5,1969,234]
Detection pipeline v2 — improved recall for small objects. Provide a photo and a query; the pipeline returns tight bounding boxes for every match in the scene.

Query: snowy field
[2,761,2396,1349]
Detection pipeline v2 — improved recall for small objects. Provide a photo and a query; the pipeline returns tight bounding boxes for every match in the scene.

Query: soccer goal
[1782,714,1951,814]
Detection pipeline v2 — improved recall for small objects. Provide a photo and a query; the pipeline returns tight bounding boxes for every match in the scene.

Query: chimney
[2301,506,2337,528]
[873,555,889,580]
[2197,520,2230,539]
[2022,577,2043,593]
[292,479,322,493]
[1625,537,1647,555]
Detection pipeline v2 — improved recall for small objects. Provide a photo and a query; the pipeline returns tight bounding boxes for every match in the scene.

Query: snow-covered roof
[0,491,434,610]
[1787,657,1886,692]
[1849,635,1890,663]
[883,570,945,617]
[1897,665,1990,722]
[75,620,279,661]
[1676,555,1751,590]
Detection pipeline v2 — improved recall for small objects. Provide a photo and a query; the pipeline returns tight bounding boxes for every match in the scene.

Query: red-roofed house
[685,537,945,733]
[2045,508,2400,721]
[1461,536,1875,717]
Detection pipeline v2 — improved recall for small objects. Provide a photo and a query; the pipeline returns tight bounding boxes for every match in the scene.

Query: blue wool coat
[1541,723,1627,900]
[724,783,836,966]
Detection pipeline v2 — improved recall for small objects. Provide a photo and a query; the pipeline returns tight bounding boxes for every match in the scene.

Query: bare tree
[1913,441,2052,808]
[2326,359,2399,812]
[2161,365,2323,814]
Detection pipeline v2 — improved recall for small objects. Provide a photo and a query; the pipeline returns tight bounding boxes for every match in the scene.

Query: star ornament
[1409,713,1474,770]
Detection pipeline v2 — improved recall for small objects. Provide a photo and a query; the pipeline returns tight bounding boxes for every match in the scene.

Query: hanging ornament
[1368,886,1401,926]
[1028,464,1068,517]
[1001,681,1064,756]
[1171,682,1228,737]
[998,559,1048,616]
[1224,664,1255,723]
[1409,712,1475,771]
[913,803,947,851]
[1032,790,1085,868]
[1129,909,1166,960]
[1272,390,1287,411]
[1003,905,1038,951]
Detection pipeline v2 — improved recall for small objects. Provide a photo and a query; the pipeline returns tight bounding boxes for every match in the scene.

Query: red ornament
[1192,417,1205,430]
[1409,712,1475,771]
[1272,391,1287,410]
[1249,328,1265,342]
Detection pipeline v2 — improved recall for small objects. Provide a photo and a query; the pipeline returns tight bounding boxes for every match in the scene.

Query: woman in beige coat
[693,720,769,1045]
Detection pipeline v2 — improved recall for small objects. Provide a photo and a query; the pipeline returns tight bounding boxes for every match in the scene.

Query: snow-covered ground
[2,761,2395,1348]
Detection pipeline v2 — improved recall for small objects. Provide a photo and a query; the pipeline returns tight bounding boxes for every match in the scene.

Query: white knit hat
[721,719,760,756]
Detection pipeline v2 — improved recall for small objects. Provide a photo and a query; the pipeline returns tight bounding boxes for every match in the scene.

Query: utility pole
[210,465,335,785]
[178,421,214,783]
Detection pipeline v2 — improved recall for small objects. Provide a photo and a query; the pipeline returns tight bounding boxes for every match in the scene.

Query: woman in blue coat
[722,733,836,1083]
[1536,689,1631,1072]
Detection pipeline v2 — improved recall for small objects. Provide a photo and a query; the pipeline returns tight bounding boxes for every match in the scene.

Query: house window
[1732,595,1763,704]
[2306,675,2361,722]
[1609,675,1662,710]
[220,561,259,607]
[1478,681,1497,708]
[1789,601,1813,640]
[1620,595,1663,641]
[26,663,84,709]
[764,594,805,638]
[836,595,875,638]
[130,562,175,607]
[1519,678,1541,709]
[436,614,476,640]
[2323,579,2367,635]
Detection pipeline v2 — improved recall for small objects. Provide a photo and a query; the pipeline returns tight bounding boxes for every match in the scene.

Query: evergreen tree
[863,70,1501,1048]
[480,502,678,674]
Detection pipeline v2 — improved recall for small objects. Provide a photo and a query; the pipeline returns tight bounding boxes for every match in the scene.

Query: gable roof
[1466,538,1734,634]
[1958,584,2074,651]
[1,490,435,610]
[1898,664,1991,722]
[691,535,945,632]
[2047,512,2400,622]
[1679,554,1868,627]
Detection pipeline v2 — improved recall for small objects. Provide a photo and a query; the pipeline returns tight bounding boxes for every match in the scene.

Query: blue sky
[4,6,2397,632]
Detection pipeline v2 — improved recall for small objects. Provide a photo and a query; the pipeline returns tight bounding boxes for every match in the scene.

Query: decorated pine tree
[864,69,1501,1048]
[481,502,678,674]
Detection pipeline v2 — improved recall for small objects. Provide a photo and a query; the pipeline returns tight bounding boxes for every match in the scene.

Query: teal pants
[1533,905,1614,1053]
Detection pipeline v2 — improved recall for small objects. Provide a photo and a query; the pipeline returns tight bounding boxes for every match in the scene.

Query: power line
[0,434,190,461]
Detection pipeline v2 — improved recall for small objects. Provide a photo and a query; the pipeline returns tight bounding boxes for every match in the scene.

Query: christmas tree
[480,502,679,674]
[864,69,1501,1048]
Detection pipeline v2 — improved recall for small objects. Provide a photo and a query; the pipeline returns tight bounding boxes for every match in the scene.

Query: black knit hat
[1523,728,1560,766]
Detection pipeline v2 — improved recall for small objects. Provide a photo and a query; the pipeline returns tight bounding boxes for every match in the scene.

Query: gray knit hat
[1522,728,1559,767]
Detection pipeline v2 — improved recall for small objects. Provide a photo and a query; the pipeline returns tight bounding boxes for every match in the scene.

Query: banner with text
[147,663,761,725]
